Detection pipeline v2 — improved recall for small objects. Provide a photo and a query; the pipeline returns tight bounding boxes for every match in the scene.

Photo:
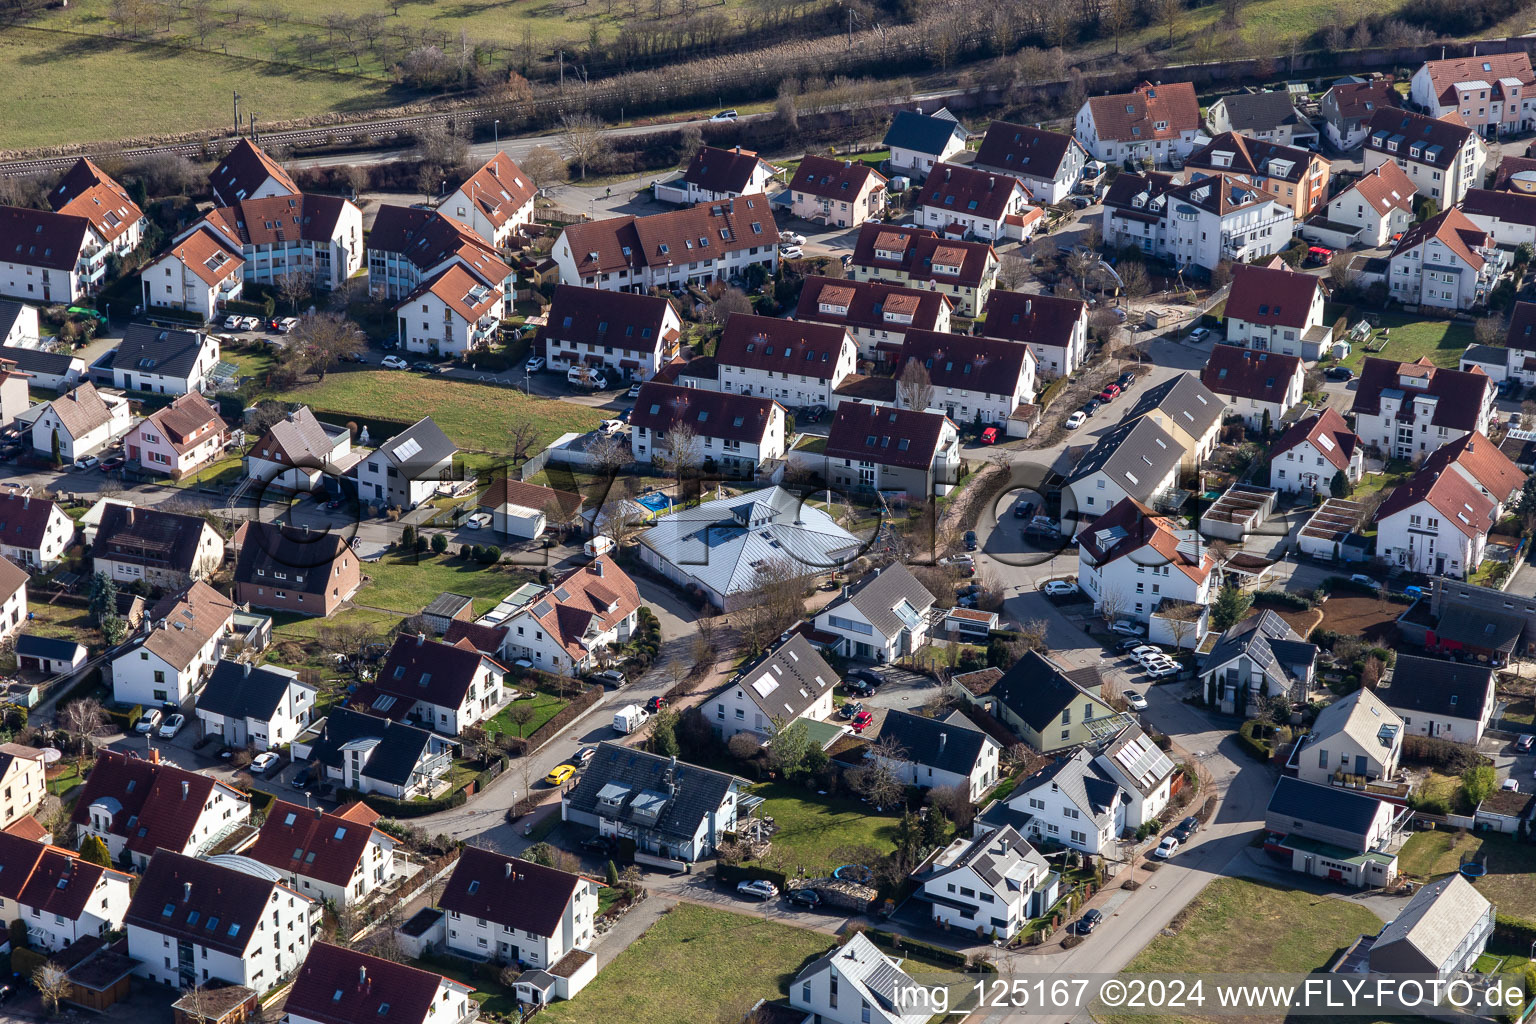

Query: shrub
[1403,734,1486,773]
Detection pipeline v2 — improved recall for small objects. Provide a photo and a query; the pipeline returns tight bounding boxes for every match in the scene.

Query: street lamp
[494,119,501,147]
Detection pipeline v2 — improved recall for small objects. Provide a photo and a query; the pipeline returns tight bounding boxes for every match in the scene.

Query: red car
[851,711,874,733]
[980,427,999,445]
[645,695,666,713]
[1098,384,1121,402]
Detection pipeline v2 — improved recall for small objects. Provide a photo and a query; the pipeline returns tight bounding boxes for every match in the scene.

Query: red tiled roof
[438,846,584,938]
[1270,408,1358,473]
[1507,300,1536,352]
[681,145,768,195]
[1421,52,1535,107]
[3,815,48,842]
[1185,132,1324,185]
[1378,463,1496,538]
[1351,356,1492,431]
[374,633,501,714]
[0,206,91,272]
[442,620,508,656]
[518,557,641,664]
[244,800,381,887]
[1200,344,1302,403]
[1493,155,1536,192]
[788,155,886,201]
[716,314,852,380]
[545,285,677,355]
[849,223,996,288]
[70,749,240,858]
[287,943,467,1024]
[400,264,502,322]
[898,328,1033,393]
[368,206,509,283]
[209,139,299,205]
[982,291,1085,348]
[1079,496,1212,584]
[1086,82,1200,143]
[1423,431,1524,505]
[49,159,142,244]
[1337,161,1416,216]
[824,402,953,470]
[125,850,287,957]
[452,151,535,228]
[0,492,65,552]
[562,196,776,277]
[209,193,350,247]
[1390,207,1490,270]
[1462,187,1536,229]
[631,381,781,444]
[0,831,125,923]
[1326,80,1402,123]
[974,122,1081,178]
[141,392,224,456]
[793,275,950,334]
[478,478,583,517]
[1223,263,1322,329]
[159,226,243,287]
[916,163,1028,222]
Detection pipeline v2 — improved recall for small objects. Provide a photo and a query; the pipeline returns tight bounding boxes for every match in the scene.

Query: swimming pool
[637,493,673,513]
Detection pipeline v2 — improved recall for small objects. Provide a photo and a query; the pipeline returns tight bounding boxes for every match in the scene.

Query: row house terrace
[793,275,952,368]
[714,314,857,409]
[552,196,778,292]
[541,285,683,383]
[847,223,999,317]
[366,205,514,309]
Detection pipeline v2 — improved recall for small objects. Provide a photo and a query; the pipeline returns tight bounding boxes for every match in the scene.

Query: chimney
[243,661,252,678]
[181,780,189,799]
[359,966,367,987]
[939,732,947,752]
[314,806,323,820]
[126,507,134,526]
[988,176,996,189]
[1025,298,1032,316]
[595,559,604,577]
[505,863,513,878]
[183,882,191,900]
[417,632,426,645]
[945,167,952,181]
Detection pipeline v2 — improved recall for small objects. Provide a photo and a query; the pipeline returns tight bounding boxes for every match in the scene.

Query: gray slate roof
[303,707,440,786]
[1379,654,1495,721]
[111,323,208,380]
[1200,610,1316,694]
[1013,748,1123,828]
[830,562,936,640]
[795,932,928,1024]
[197,659,308,723]
[876,709,993,776]
[988,650,1097,733]
[562,743,740,843]
[1266,775,1388,837]
[14,634,85,662]
[1371,874,1490,970]
[728,632,840,725]
[372,417,458,480]
[1215,91,1308,131]
[1125,371,1224,440]
[883,110,968,157]
[1066,416,1182,502]
[0,345,78,379]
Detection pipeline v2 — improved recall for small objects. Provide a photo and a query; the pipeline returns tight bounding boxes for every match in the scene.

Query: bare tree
[1098,586,1127,625]
[60,697,107,771]
[853,735,908,810]
[929,783,976,830]
[595,497,643,548]
[1156,0,1180,44]
[897,358,933,412]
[1163,607,1197,651]
[1015,617,1050,652]
[505,417,541,465]
[276,271,315,315]
[996,252,1030,292]
[707,287,752,325]
[522,144,568,189]
[1521,400,1536,431]
[412,120,468,169]
[736,557,807,654]
[33,964,69,1017]
[585,430,632,476]
[559,113,607,181]
[1118,260,1150,303]
[288,311,364,379]
[658,422,702,482]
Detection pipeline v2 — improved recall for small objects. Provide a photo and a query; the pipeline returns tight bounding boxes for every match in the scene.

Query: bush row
[1495,913,1536,949]
[715,862,790,891]
[1403,734,1486,773]
[1253,589,1313,611]
[221,295,276,319]
[864,928,971,969]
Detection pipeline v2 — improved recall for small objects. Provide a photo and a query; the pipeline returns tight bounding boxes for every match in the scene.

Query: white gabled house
[542,285,683,383]
[715,314,857,409]
[1077,497,1215,623]
[912,827,1055,941]
[141,226,244,320]
[1350,357,1495,461]
[1074,82,1202,165]
[109,582,234,707]
[873,709,1000,802]
[814,563,936,664]
[442,151,537,248]
[1375,466,1496,578]
[243,799,394,909]
[394,264,504,358]
[0,831,132,953]
[973,122,1088,206]
[360,632,509,737]
[441,847,597,975]
[789,931,933,1024]
[980,292,1088,378]
[1001,748,1126,855]
[72,749,250,870]
[1269,409,1364,495]
[1199,344,1305,433]
[30,382,131,461]
[630,382,785,478]
[1387,208,1505,311]
[704,632,837,741]
[497,556,640,677]
[194,660,315,752]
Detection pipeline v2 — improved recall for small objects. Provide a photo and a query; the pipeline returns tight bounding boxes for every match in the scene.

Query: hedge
[525,684,603,751]
[865,928,971,968]
[1253,589,1312,611]
[716,863,788,891]
[10,946,46,979]
[250,789,275,814]
[1495,913,1536,948]
[106,703,143,732]
[334,756,507,818]
[221,295,276,318]
[1236,721,1273,762]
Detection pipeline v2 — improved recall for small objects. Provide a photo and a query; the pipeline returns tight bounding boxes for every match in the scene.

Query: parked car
[466,512,493,530]
[223,314,243,330]
[526,356,546,373]
[1076,908,1104,934]
[1130,645,1166,664]
[736,879,778,900]
[844,679,875,698]
[979,426,999,445]
[99,456,124,472]
[1110,620,1144,637]
[574,746,597,766]
[1069,195,1094,209]
[838,701,864,720]
[1098,384,1121,402]
[1188,327,1210,342]
[73,455,100,470]
[580,835,614,854]
[1123,690,1148,711]
[964,530,978,551]
[1502,778,1521,792]
[644,695,666,713]
[545,764,577,786]
[710,110,739,122]
[278,317,300,333]
[411,361,440,373]
[1153,836,1180,859]
[1082,397,1103,415]
[591,670,625,687]
[599,419,625,435]
[340,352,368,363]
[779,245,804,260]
[626,382,643,399]
[1043,580,1079,597]
[786,888,821,908]
[1172,816,1200,841]
[1116,372,1137,389]
[780,231,806,245]
[1013,500,1036,520]
[1144,661,1180,680]
[1518,735,1534,752]
[382,355,409,370]
[251,751,280,775]
[1117,637,1147,652]
[939,554,974,568]
[801,405,826,423]
[1064,411,1087,430]
[851,711,874,733]
[158,713,185,738]
[1349,574,1382,589]
[1325,366,1354,382]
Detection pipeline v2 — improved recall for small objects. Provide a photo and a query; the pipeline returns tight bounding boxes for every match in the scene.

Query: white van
[567,365,609,389]
[613,704,649,733]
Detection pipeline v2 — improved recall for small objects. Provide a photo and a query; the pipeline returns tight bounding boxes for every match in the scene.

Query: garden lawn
[357,553,535,615]
[1097,878,1383,1024]
[24,600,103,652]
[539,903,832,1024]
[1395,831,1536,919]
[270,371,605,455]
[1337,312,1474,372]
[482,692,568,740]
[745,781,901,878]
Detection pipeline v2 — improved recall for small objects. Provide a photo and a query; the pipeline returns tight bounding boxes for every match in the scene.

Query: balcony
[470,315,502,346]
[1330,768,1412,801]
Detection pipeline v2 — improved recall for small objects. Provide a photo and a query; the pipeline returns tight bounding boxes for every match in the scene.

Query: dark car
[1325,366,1354,382]
[99,456,125,472]
[644,695,666,713]
[1116,372,1137,390]
[1013,500,1036,520]
[838,701,864,720]
[412,361,440,373]
[964,530,978,551]
[844,679,875,698]
[1082,398,1103,416]
[580,835,614,854]
[1077,908,1104,934]
[1518,734,1535,752]
[787,888,822,908]
[1118,637,1146,651]
[1172,816,1200,841]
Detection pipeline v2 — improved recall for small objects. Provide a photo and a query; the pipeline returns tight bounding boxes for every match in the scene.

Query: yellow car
[545,764,577,786]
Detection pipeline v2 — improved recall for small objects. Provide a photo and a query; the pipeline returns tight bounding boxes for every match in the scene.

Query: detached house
[1409,52,1536,137]
[1005,748,1127,855]
[962,650,1122,754]
[440,847,597,991]
[195,660,316,752]
[127,391,226,479]
[656,145,775,205]
[1388,207,1504,311]
[209,138,299,206]
[1376,464,1496,577]
[1206,91,1319,148]
[794,275,952,366]
[1199,610,1318,714]
[109,581,234,706]
[1294,687,1404,789]
[1321,79,1402,151]
[981,292,1087,378]
[789,931,933,1024]
[1074,82,1202,166]
[244,406,354,493]
[1363,108,1485,207]
[1305,160,1416,250]
[141,225,244,319]
[561,742,744,863]
[916,163,1040,244]
[105,323,220,396]
[293,708,452,801]
[1380,654,1496,744]
[1101,171,1295,273]
[231,521,361,617]
[1269,408,1364,494]
[357,417,459,511]
[817,402,960,499]
[1221,263,1330,359]
[785,156,887,228]
[0,744,46,830]
[897,329,1036,430]
[1094,723,1177,829]
[244,800,394,908]
[366,205,514,305]
[285,944,477,1024]
[196,192,364,292]
[1351,357,1495,460]
[1122,372,1223,471]
[442,151,537,247]
[715,314,857,409]
[541,285,683,383]
[973,122,1088,205]
[874,709,1000,801]
[552,196,778,292]
[847,224,999,317]
[497,556,640,677]
[0,344,80,394]
[476,478,584,541]
[0,831,131,953]
[30,382,131,461]
[704,632,838,741]
[1185,132,1330,218]
[814,562,937,664]
[1369,875,1495,979]
[883,108,969,180]
[361,632,508,736]
[0,205,109,303]
[72,749,249,870]
[1077,497,1215,623]
[631,382,785,478]
[125,850,317,990]
[0,492,74,571]
[394,264,504,358]
[1494,300,1536,388]
[1199,344,1305,433]
[913,827,1054,939]
[93,504,225,589]
[1059,417,1182,536]
[1264,776,1402,888]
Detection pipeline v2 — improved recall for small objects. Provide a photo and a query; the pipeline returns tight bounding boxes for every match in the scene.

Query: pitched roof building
[244,800,393,908]
[294,707,452,801]
[553,196,778,292]
[979,291,1089,378]
[794,275,952,365]
[498,556,642,676]
[706,632,839,740]
[1075,82,1202,163]
[1350,356,1495,460]
[1268,407,1363,494]
[1199,344,1305,430]
[1363,107,1485,205]
[846,223,999,316]
[49,158,143,249]
[285,943,476,1024]
[71,749,249,869]
[972,122,1090,205]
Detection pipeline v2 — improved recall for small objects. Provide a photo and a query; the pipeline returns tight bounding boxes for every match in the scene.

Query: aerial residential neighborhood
[9,25,1536,1024]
